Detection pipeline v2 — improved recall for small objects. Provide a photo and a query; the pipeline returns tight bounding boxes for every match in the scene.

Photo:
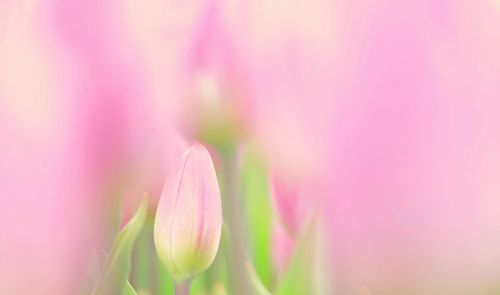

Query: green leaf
[122,281,138,295]
[241,148,273,287]
[246,261,272,295]
[157,258,174,295]
[91,199,148,295]
[274,220,320,295]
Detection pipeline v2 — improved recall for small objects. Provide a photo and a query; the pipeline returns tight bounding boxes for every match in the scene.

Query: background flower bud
[154,143,222,282]
[270,172,315,237]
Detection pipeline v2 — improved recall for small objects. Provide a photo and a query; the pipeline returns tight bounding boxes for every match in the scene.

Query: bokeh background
[2,0,500,294]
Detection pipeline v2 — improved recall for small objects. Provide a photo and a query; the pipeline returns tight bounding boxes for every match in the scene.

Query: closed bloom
[154,143,222,282]
[270,171,319,238]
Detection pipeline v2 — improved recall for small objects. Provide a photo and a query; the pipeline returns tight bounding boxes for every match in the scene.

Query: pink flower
[270,172,316,238]
[154,143,222,282]
[118,0,337,176]
[322,0,500,291]
[49,0,188,225]
[270,169,323,276]
[0,1,184,291]
[0,2,98,292]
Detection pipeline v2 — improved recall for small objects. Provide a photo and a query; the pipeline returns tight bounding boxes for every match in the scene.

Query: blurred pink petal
[222,0,339,175]
[323,0,500,291]
[271,221,294,277]
[0,2,98,292]
[120,130,188,225]
[270,172,317,237]
[1,0,184,291]
[120,0,336,177]
[48,0,188,225]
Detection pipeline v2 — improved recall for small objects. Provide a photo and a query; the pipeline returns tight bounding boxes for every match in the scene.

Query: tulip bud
[270,173,313,237]
[154,143,222,282]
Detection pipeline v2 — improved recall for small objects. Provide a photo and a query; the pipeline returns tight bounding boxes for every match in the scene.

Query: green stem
[174,281,191,295]
[221,147,251,295]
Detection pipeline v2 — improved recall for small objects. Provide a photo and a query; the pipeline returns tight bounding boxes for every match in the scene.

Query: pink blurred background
[2,0,500,293]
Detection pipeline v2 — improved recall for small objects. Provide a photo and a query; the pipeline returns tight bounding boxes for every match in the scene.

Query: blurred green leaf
[123,281,138,295]
[131,217,153,291]
[157,257,174,295]
[92,199,148,295]
[247,261,272,295]
[241,148,273,287]
[89,245,139,295]
[274,221,317,295]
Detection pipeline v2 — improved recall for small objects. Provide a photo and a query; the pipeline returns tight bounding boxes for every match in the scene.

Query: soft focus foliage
[92,199,147,295]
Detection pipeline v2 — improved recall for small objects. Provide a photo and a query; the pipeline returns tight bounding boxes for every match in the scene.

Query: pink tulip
[117,0,337,177]
[224,0,338,175]
[1,1,182,291]
[270,172,317,238]
[154,143,222,282]
[270,170,324,277]
[48,0,188,226]
[322,0,500,292]
[0,2,99,292]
